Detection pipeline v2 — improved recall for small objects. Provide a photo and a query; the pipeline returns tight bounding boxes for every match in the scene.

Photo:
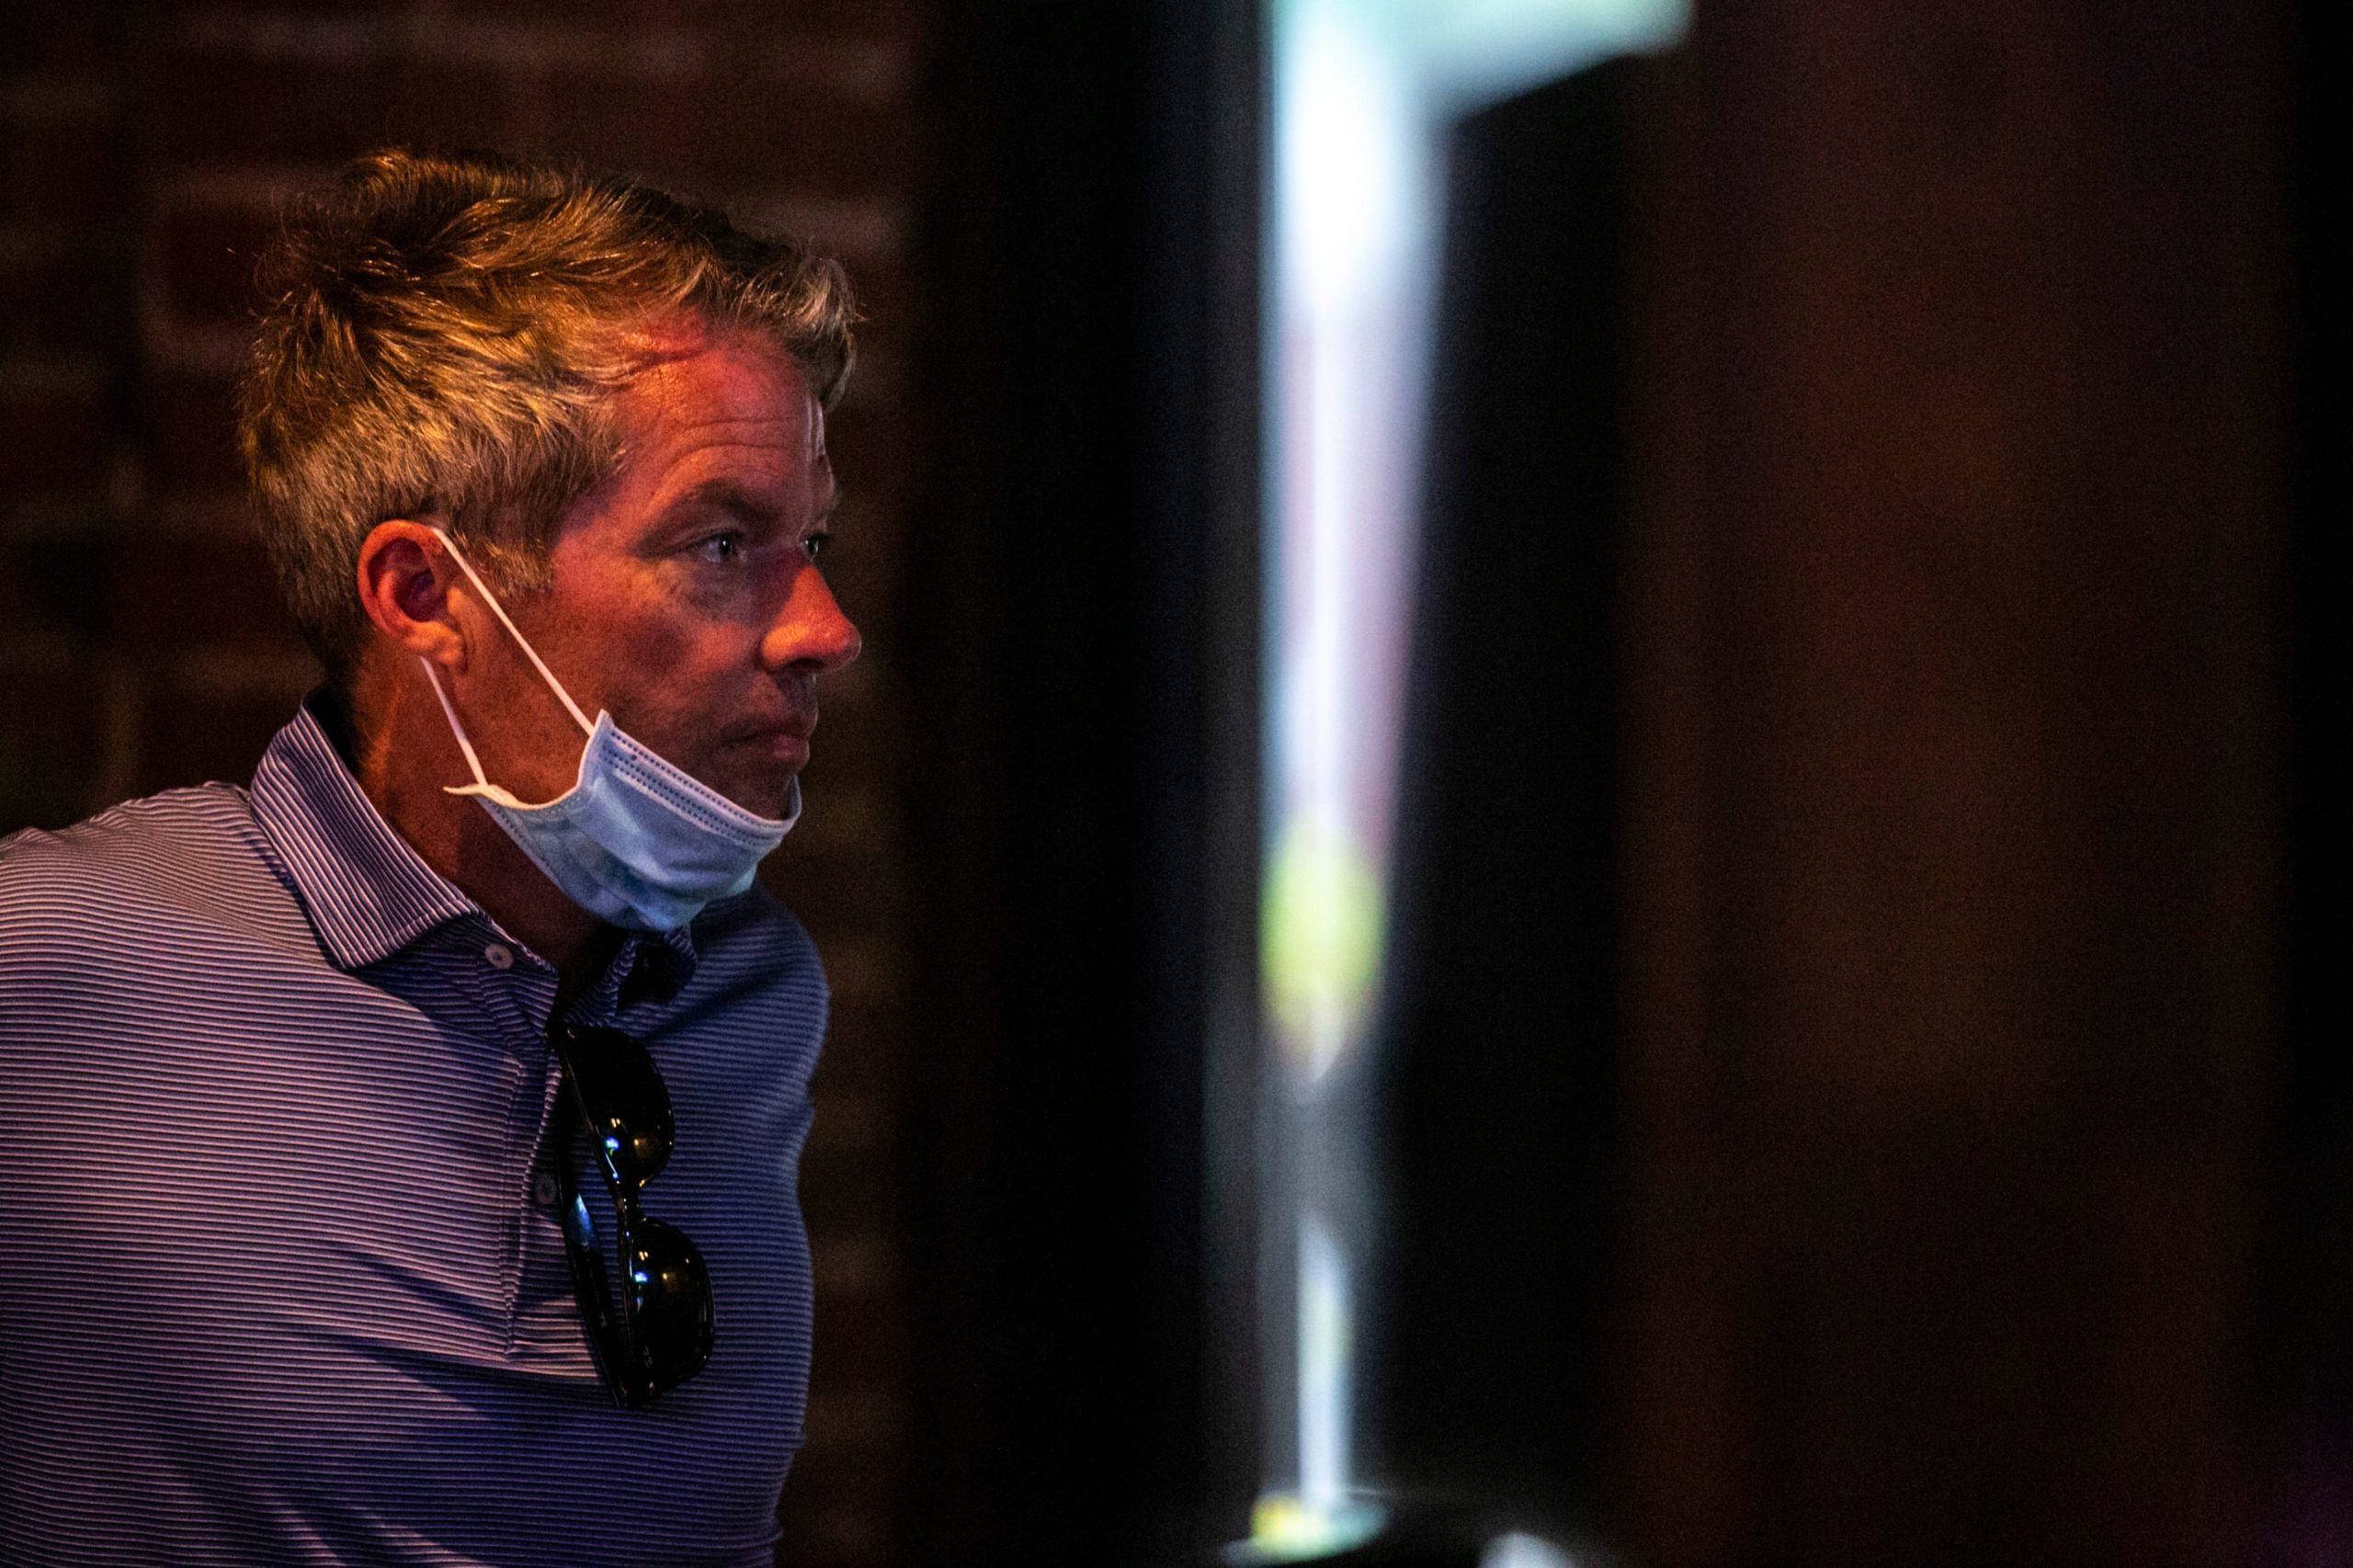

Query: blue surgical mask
[417,527,799,932]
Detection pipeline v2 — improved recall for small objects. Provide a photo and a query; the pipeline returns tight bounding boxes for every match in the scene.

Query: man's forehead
[613,334,828,479]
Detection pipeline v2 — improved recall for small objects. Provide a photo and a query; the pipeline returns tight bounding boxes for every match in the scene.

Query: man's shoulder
[0,784,296,962]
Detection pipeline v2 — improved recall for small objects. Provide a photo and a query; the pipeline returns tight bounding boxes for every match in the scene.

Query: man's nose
[762,562,861,675]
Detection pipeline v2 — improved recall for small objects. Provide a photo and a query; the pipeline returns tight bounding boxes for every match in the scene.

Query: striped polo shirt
[0,698,826,1566]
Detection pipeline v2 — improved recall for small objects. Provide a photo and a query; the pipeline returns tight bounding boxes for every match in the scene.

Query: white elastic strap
[426,527,597,738]
[419,657,494,789]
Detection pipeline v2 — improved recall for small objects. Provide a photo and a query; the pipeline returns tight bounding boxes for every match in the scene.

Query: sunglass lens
[625,1216,714,1390]
[560,1024,675,1186]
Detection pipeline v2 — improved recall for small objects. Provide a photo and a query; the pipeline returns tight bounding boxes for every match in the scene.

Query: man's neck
[331,672,612,996]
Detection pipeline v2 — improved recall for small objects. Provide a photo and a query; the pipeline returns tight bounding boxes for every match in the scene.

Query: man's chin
[706,762,803,823]
[700,734,809,821]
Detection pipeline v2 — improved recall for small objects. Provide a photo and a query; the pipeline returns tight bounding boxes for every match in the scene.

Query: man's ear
[356,519,467,670]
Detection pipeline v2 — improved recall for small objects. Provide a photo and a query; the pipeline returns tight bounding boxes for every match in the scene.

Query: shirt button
[533,1172,562,1208]
[483,943,515,970]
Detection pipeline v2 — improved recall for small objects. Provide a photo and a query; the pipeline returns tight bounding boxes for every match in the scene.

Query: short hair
[237,147,856,680]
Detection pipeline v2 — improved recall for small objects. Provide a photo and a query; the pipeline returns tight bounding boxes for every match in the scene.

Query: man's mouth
[725,718,815,768]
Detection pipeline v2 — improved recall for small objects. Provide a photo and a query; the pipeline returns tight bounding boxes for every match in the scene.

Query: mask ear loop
[426,526,597,740]
[419,657,495,791]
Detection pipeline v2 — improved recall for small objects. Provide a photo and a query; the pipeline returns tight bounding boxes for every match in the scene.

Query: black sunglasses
[551,1021,714,1408]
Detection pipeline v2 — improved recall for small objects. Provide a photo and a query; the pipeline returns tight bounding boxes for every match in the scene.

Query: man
[0,148,861,1564]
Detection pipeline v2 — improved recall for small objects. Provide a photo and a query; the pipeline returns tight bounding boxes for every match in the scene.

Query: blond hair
[238,147,856,679]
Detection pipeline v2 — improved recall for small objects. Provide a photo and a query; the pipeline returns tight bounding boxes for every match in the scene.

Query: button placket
[506,1048,575,1358]
[460,926,568,1357]
[467,927,555,1051]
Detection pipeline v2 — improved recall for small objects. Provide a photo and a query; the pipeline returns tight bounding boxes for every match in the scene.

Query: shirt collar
[248,693,484,971]
[249,693,712,991]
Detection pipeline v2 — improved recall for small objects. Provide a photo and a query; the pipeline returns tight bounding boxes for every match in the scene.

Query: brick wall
[1,4,929,1562]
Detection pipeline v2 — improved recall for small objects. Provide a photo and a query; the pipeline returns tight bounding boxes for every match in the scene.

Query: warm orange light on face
[760,559,862,677]
[495,330,854,823]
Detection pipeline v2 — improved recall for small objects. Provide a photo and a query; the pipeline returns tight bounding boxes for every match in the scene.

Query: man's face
[464,322,859,820]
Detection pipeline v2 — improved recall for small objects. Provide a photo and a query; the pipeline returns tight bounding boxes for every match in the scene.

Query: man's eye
[698,531,746,564]
[801,530,833,563]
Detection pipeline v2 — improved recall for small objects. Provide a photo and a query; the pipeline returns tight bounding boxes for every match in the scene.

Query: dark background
[2,1,2344,1565]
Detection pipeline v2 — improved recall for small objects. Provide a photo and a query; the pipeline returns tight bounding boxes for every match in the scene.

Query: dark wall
[1616,4,2290,1563]
[904,2,1255,1562]
[2249,0,2353,1556]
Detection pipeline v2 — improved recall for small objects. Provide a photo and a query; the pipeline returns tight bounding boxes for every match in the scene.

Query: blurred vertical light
[1247,0,1686,1560]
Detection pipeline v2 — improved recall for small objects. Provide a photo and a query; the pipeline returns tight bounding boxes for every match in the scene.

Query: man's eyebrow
[669,479,779,521]
[668,478,842,528]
